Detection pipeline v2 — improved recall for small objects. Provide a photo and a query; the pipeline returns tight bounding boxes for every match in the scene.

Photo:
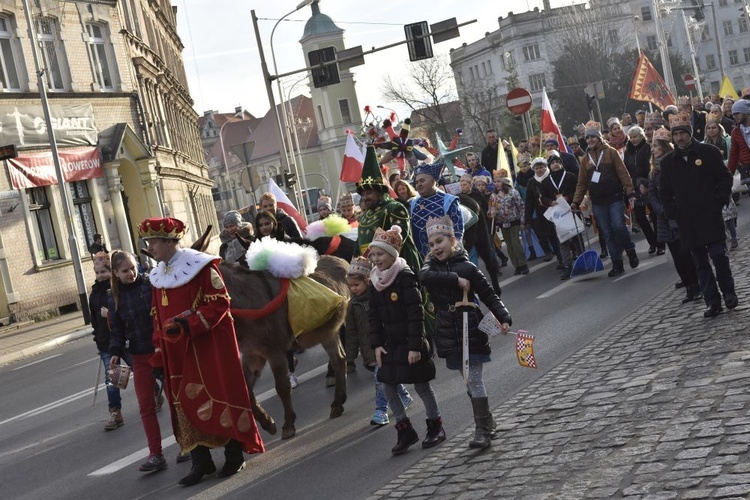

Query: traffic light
[585,93,596,112]
[308,47,340,88]
[405,21,433,62]
[284,170,297,188]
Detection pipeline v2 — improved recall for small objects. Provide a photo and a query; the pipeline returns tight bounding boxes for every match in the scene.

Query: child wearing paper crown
[346,256,413,426]
[418,216,512,450]
[367,225,445,455]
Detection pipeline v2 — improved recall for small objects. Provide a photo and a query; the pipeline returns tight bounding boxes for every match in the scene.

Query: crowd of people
[86,90,748,481]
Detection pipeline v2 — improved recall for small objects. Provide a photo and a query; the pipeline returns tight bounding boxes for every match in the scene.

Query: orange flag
[629,51,675,111]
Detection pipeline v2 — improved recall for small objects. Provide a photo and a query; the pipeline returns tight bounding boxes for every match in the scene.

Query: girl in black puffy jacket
[419,216,512,450]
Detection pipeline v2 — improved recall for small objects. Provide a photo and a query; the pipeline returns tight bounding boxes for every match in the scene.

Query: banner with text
[0,104,97,148]
[7,147,103,189]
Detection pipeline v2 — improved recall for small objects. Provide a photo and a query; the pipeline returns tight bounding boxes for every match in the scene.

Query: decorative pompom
[364,105,371,113]
[456,128,463,135]
[389,225,402,236]
[322,214,352,237]
[390,112,397,122]
[245,237,318,279]
[304,220,328,241]
[345,129,352,135]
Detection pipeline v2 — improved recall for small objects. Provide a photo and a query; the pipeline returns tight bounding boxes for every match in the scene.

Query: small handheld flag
[514,330,537,369]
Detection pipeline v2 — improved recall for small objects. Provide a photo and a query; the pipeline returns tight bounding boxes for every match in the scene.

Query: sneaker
[139,453,167,472]
[400,392,414,409]
[370,410,389,426]
[104,408,123,431]
[289,373,298,389]
[626,248,639,269]
[656,248,665,256]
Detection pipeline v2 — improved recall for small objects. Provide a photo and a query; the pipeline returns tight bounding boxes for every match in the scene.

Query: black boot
[626,248,639,269]
[179,446,216,486]
[704,303,723,318]
[391,418,419,455]
[217,439,245,479]
[422,417,446,448]
[560,266,572,280]
[469,398,492,449]
[682,284,702,304]
[608,259,625,277]
[725,292,739,310]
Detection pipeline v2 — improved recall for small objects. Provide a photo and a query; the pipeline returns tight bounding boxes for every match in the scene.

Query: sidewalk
[368,239,750,499]
[0,312,90,366]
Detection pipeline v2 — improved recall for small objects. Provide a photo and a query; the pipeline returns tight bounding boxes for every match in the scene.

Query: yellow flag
[497,137,511,176]
[509,138,519,168]
[719,76,739,101]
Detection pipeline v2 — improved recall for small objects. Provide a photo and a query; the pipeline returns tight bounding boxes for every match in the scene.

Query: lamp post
[653,0,676,96]
[218,118,239,210]
[284,75,315,215]
[632,15,641,54]
[269,0,313,219]
[681,10,704,101]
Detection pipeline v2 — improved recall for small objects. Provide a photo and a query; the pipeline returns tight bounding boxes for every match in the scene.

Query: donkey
[193,227,349,439]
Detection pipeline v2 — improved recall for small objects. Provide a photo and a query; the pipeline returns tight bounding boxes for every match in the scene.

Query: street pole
[681,10,704,101]
[707,1,726,84]
[21,0,90,324]
[653,0,676,96]
[218,118,239,210]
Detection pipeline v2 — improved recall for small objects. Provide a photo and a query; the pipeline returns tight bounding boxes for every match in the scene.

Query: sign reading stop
[683,74,696,91]
[506,88,533,115]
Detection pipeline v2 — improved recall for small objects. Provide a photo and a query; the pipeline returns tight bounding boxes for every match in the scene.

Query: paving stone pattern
[369,239,750,499]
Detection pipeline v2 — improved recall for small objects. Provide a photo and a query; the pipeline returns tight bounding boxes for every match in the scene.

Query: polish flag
[268,178,307,232]
[340,132,365,182]
[541,88,567,153]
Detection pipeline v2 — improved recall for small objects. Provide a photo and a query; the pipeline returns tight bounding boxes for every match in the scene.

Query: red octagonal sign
[506,87,533,115]
[683,74,696,91]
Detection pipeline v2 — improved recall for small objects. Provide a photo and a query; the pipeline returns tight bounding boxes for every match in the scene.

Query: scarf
[534,170,550,183]
[371,257,407,292]
[741,124,750,150]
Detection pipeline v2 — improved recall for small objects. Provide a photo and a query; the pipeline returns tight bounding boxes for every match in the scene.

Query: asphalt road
[1,201,748,500]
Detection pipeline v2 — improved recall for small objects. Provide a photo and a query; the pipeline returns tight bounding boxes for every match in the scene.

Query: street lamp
[632,15,641,54]
[269,0,314,219]
[218,118,239,209]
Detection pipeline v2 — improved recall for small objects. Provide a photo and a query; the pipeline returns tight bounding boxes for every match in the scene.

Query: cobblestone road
[369,239,750,500]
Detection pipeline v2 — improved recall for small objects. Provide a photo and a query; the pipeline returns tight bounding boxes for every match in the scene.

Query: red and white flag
[268,178,307,232]
[340,132,365,182]
[541,88,566,152]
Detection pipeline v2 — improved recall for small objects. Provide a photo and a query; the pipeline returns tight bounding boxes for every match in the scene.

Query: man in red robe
[139,217,264,486]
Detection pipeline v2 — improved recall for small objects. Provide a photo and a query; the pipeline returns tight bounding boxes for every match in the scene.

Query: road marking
[613,257,664,282]
[0,384,105,427]
[71,357,99,368]
[498,259,556,287]
[12,354,62,371]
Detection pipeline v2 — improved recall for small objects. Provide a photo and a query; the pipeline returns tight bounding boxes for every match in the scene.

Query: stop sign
[683,74,696,91]
[506,88,533,115]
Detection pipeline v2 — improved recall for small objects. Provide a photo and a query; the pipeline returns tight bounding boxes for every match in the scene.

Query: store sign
[0,104,97,148]
[7,147,103,189]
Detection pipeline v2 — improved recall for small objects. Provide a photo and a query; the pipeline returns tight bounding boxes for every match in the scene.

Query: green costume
[357,196,421,272]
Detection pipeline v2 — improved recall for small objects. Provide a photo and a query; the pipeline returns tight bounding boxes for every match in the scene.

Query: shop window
[70,181,98,252]
[28,187,60,261]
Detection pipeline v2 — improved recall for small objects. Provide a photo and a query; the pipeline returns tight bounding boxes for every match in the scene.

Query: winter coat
[219,222,254,264]
[659,141,733,249]
[703,136,730,165]
[345,289,375,366]
[540,169,577,206]
[559,150,580,177]
[648,160,679,244]
[728,125,750,175]
[494,188,524,226]
[276,209,303,239]
[623,140,651,186]
[89,279,111,352]
[691,110,707,142]
[108,274,155,357]
[419,251,511,359]
[457,193,500,283]
[573,141,634,206]
[524,177,547,223]
[369,268,435,385]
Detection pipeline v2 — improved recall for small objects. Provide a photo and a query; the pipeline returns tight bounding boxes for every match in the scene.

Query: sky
[173,0,573,120]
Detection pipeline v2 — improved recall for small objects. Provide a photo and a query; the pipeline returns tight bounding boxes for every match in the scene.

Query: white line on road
[11,354,62,371]
[613,257,664,282]
[0,384,105,427]
[71,357,99,368]
[498,258,556,287]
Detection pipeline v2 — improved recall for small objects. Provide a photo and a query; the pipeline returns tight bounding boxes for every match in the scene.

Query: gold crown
[677,95,691,106]
[517,152,532,164]
[425,216,455,239]
[669,112,691,130]
[653,127,672,142]
[584,120,601,131]
[567,136,580,145]
[644,112,663,125]
[138,218,187,240]
[706,113,721,125]
[347,256,372,278]
[338,193,354,208]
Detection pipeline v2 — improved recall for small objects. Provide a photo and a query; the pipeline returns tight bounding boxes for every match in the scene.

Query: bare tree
[381,56,457,140]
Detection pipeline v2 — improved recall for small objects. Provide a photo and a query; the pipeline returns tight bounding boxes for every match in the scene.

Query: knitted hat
[317,195,332,210]
[531,157,548,168]
[138,217,187,240]
[425,215,455,239]
[546,151,562,164]
[544,138,559,147]
[584,120,602,139]
[653,127,672,143]
[347,256,373,279]
[635,109,646,116]
[645,112,663,126]
[498,177,512,187]
[413,161,445,180]
[369,225,403,258]
[223,210,242,228]
[338,192,354,208]
[731,99,750,115]
[356,145,388,195]
[669,112,692,134]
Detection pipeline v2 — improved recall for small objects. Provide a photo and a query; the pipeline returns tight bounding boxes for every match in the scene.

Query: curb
[0,326,92,367]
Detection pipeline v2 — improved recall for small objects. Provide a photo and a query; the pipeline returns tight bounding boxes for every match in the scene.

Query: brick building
[0,0,216,322]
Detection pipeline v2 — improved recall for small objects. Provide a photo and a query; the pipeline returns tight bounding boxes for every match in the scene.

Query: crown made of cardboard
[669,112,691,129]
[606,116,621,128]
[473,175,491,185]
[517,152,532,164]
[566,136,580,145]
[644,112,663,125]
[426,216,455,239]
[584,120,601,131]
[706,113,721,125]
[138,217,187,240]
[652,127,672,142]
[677,95,691,106]
[317,195,332,209]
[338,192,354,208]
[348,256,373,278]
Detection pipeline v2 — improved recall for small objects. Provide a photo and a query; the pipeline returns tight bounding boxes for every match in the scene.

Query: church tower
[300,0,362,194]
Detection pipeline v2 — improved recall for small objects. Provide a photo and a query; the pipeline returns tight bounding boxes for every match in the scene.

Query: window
[28,188,60,261]
[487,60,493,74]
[0,16,20,90]
[706,54,716,70]
[469,66,475,80]
[338,99,351,124]
[70,181,98,252]
[86,24,114,90]
[701,26,711,41]
[502,51,515,70]
[719,0,727,5]
[36,17,66,91]
[739,17,748,33]
[523,44,540,61]
[723,20,733,36]
[729,49,738,65]
[744,47,750,63]
[481,61,486,76]
[641,6,652,21]
[608,30,619,46]
[647,35,658,50]
[316,104,326,129]
[529,73,546,92]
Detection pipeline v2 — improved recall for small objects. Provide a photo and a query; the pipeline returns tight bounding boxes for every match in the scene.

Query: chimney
[543,0,551,10]
[234,106,244,117]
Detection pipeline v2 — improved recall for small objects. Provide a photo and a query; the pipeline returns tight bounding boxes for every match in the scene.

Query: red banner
[629,51,675,111]
[7,147,103,189]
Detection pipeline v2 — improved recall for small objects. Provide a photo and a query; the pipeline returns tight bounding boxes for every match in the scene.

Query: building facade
[0,0,215,322]
[450,0,749,144]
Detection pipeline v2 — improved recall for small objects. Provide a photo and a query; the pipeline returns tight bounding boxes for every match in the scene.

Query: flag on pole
[497,136,511,175]
[541,88,566,153]
[719,76,739,101]
[629,51,675,110]
[509,138,519,167]
[267,178,308,232]
[340,132,365,182]
[514,330,537,369]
